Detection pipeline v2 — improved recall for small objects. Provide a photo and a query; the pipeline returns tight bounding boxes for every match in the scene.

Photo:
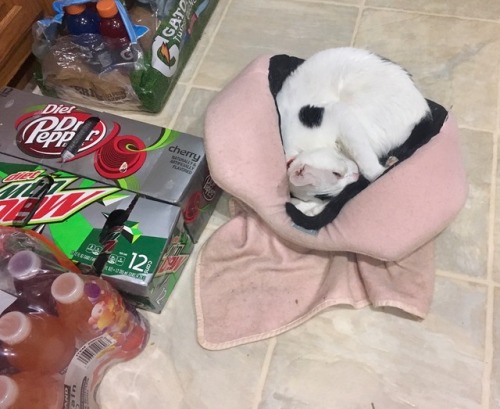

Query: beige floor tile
[194,0,358,89]
[493,143,500,284]
[435,129,492,278]
[366,0,500,20]
[354,9,500,131]
[172,87,218,137]
[492,288,500,408]
[258,277,485,408]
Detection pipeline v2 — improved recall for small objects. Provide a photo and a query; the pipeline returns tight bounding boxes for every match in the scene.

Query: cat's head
[287,148,359,201]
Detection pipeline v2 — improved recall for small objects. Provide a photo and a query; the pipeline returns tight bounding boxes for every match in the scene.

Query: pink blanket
[195,55,468,350]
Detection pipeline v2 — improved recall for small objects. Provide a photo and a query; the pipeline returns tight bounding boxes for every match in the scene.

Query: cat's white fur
[277,47,430,204]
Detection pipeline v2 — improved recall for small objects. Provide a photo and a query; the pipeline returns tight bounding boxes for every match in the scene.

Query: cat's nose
[352,172,359,181]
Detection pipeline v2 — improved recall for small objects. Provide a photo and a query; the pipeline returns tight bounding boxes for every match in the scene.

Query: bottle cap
[0,375,19,409]
[51,272,85,304]
[0,311,31,345]
[65,4,86,15]
[7,250,42,280]
[97,0,119,18]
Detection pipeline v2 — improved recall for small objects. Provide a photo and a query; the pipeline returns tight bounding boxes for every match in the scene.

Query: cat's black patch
[299,105,324,128]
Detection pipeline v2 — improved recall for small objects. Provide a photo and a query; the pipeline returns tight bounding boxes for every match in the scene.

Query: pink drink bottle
[51,272,146,352]
[0,311,75,373]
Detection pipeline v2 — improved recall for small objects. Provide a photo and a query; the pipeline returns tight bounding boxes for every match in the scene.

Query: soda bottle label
[63,309,148,409]
[63,334,117,409]
[0,290,16,315]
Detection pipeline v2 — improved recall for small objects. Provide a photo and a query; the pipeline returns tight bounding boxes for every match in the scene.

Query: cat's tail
[285,176,370,231]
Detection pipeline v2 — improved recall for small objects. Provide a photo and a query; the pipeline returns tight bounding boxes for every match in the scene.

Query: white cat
[276,47,430,206]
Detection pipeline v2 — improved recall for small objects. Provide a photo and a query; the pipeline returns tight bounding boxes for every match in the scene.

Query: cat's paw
[290,197,327,216]
[360,162,387,182]
[385,155,399,167]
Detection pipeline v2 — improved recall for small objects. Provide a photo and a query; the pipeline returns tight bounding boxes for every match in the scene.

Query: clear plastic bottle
[0,372,63,409]
[0,311,75,373]
[51,272,145,350]
[65,3,100,35]
[96,0,130,46]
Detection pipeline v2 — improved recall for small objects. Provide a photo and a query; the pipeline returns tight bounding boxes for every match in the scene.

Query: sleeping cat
[273,47,436,228]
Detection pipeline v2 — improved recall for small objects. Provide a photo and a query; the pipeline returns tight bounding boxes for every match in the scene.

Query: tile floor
[97,0,500,408]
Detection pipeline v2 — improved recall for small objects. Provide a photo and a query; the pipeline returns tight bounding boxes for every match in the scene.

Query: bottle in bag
[51,272,145,351]
[96,0,130,47]
[0,311,75,373]
[65,3,100,35]
[5,250,58,315]
[0,372,63,409]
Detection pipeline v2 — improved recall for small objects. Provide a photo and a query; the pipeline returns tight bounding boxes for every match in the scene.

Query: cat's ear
[299,105,324,128]
[290,164,315,186]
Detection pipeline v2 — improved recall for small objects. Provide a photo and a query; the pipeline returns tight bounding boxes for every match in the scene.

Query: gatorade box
[0,86,221,243]
[0,154,193,313]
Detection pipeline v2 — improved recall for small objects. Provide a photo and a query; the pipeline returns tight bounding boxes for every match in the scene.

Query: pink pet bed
[195,55,468,350]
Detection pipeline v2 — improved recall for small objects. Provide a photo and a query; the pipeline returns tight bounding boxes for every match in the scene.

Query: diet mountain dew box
[0,154,193,313]
[0,86,221,243]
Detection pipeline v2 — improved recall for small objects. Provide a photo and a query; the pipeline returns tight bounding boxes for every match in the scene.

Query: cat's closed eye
[332,172,342,178]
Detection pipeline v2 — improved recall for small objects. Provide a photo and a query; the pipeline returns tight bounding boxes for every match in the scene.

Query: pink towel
[195,55,468,350]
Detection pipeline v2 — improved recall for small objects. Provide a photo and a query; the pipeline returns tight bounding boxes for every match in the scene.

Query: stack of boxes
[0,86,221,312]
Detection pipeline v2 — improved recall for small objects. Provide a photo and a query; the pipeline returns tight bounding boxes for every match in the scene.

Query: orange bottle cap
[97,0,119,18]
[65,4,86,15]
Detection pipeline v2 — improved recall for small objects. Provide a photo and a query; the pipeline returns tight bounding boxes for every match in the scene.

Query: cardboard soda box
[0,154,193,313]
[0,86,221,243]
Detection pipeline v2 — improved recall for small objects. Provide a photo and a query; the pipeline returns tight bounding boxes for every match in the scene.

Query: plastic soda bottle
[96,0,130,45]
[51,272,144,349]
[65,3,100,35]
[0,311,75,373]
[6,250,58,316]
[0,372,63,409]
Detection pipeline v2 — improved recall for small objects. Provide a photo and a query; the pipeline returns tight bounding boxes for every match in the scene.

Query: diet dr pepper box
[0,86,221,243]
